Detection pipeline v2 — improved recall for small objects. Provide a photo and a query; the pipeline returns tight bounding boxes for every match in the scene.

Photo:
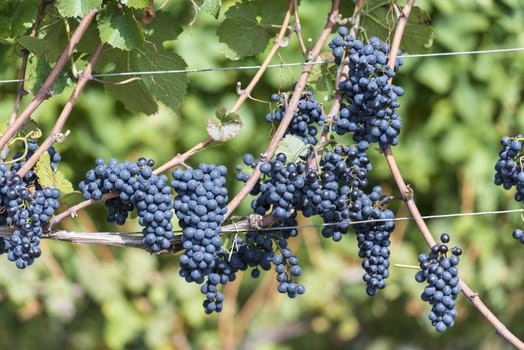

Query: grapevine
[0,0,522,349]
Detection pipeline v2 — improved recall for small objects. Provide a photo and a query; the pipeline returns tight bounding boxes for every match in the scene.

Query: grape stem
[385,0,524,347]
[5,0,50,139]
[224,0,342,221]
[0,9,99,151]
[17,43,105,178]
[150,0,296,176]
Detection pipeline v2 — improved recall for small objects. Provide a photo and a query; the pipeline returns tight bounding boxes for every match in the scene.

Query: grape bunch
[79,157,174,252]
[415,233,462,332]
[494,135,524,201]
[329,27,404,149]
[237,134,396,296]
[0,164,60,268]
[232,216,305,298]
[266,91,326,145]
[351,186,395,296]
[313,142,372,241]
[172,164,232,313]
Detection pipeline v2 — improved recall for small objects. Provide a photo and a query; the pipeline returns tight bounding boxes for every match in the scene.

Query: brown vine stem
[152,136,213,175]
[152,1,296,176]
[292,0,308,57]
[17,43,105,178]
[0,9,99,151]
[224,0,341,221]
[228,1,294,115]
[7,0,50,129]
[385,0,524,348]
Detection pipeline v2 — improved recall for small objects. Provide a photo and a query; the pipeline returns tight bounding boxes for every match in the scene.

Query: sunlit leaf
[98,2,144,51]
[207,107,242,141]
[56,0,102,18]
[35,153,74,194]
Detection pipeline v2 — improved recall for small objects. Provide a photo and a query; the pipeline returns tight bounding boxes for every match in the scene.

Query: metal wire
[1,47,523,84]
[87,208,524,235]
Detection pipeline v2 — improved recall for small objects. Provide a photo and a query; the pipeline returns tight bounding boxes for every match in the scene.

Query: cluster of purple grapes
[172,164,232,313]
[0,165,60,269]
[351,186,395,296]
[493,135,524,244]
[266,91,326,145]
[494,135,524,201]
[79,158,174,252]
[329,27,404,149]
[237,136,395,295]
[415,233,462,332]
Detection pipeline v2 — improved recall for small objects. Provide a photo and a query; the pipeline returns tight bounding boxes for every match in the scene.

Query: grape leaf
[275,135,309,162]
[142,11,182,43]
[35,153,74,194]
[98,2,144,51]
[0,0,39,42]
[198,0,221,19]
[359,3,433,53]
[18,118,39,138]
[207,107,242,141]
[310,53,337,92]
[119,0,149,9]
[217,0,286,59]
[25,55,70,96]
[16,36,50,56]
[59,191,85,209]
[56,0,103,18]
[105,78,158,115]
[402,7,434,53]
[95,8,187,115]
[132,43,187,112]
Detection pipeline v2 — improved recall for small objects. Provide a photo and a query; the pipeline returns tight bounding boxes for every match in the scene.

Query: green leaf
[207,107,242,141]
[97,47,159,115]
[200,0,221,19]
[98,2,144,50]
[16,36,49,56]
[142,11,183,43]
[105,78,158,115]
[310,55,337,92]
[359,3,433,53]
[59,191,84,208]
[35,153,74,194]
[401,7,434,53]
[96,13,188,114]
[56,0,103,18]
[25,55,70,95]
[132,42,188,112]
[119,0,149,9]
[275,135,309,162]
[18,118,39,138]
[217,0,286,59]
[0,0,39,42]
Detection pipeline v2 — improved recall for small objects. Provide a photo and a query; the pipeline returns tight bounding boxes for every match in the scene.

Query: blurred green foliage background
[0,0,524,349]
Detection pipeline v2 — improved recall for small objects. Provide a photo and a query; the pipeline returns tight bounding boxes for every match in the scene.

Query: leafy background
[0,0,523,349]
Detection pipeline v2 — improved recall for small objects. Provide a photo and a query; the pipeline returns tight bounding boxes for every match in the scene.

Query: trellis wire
[30,208,524,237]
[1,47,523,84]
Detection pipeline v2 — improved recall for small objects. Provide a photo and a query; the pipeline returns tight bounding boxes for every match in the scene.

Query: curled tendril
[3,128,43,164]
[27,128,42,139]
